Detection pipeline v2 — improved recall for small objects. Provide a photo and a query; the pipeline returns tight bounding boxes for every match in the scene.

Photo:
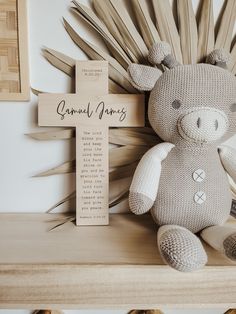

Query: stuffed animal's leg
[157,225,208,272]
[201,225,236,261]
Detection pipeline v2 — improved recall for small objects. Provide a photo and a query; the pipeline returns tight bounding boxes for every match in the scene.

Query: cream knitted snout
[177,107,229,143]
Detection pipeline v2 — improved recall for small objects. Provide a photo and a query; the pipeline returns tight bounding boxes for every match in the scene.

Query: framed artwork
[0,0,29,101]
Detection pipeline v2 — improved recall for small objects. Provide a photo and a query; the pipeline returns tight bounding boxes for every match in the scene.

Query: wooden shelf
[0,213,236,309]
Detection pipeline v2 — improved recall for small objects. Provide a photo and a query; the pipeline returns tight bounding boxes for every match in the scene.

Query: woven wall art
[0,0,29,101]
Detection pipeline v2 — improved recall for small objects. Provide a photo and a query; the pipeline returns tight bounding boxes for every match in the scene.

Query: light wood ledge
[0,213,235,309]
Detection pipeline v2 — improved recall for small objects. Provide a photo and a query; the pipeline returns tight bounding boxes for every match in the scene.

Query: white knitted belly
[150,149,232,233]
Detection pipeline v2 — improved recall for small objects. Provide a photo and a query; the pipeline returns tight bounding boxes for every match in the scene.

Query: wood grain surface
[0,213,236,308]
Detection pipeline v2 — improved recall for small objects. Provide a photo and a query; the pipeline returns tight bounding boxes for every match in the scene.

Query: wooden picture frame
[0,0,29,101]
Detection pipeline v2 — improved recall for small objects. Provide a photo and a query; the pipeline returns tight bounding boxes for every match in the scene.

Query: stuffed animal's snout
[177,107,229,143]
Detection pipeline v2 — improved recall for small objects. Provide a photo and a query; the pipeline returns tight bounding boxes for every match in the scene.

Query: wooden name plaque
[38,93,144,127]
[38,61,145,225]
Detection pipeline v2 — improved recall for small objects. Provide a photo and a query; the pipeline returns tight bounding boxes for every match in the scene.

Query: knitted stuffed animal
[128,41,236,272]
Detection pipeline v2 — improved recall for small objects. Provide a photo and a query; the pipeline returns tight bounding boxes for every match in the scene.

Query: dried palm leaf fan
[29,0,236,226]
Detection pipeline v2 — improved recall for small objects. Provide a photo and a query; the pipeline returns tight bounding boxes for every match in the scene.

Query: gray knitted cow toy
[128,41,236,272]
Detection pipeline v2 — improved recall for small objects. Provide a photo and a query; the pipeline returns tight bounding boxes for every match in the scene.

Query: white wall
[0,0,235,313]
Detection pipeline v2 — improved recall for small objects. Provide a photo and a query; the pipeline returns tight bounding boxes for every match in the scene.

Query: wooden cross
[38,61,144,226]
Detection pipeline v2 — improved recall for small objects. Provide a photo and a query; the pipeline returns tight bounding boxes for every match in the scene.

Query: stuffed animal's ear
[128,64,162,91]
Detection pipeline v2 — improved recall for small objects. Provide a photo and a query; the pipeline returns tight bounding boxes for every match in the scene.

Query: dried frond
[49,216,75,231]
[215,0,236,52]
[93,0,136,61]
[109,145,149,168]
[36,0,236,215]
[47,182,130,214]
[109,162,138,181]
[34,145,148,177]
[46,191,76,213]
[42,48,75,76]
[63,18,138,93]
[130,0,161,49]
[34,160,76,177]
[229,36,236,74]
[177,0,198,64]
[27,128,159,146]
[152,0,183,63]
[93,0,149,63]
[109,128,160,146]
[197,0,214,62]
[31,88,44,96]
[28,128,74,141]
[72,1,131,69]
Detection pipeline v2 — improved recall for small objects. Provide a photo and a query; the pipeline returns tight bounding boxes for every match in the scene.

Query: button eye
[172,100,181,109]
[230,103,236,112]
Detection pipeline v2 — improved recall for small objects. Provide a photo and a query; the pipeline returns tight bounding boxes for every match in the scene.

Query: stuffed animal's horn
[148,41,180,69]
[207,49,231,70]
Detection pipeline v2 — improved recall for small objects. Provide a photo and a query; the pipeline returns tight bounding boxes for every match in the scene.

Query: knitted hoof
[148,41,171,65]
[158,226,208,272]
[129,192,153,215]
[223,233,236,261]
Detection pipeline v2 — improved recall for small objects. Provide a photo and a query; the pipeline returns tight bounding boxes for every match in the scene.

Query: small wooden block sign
[38,61,145,226]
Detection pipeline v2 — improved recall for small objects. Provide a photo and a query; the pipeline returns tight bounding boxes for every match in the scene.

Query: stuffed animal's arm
[129,142,175,215]
[218,145,236,183]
